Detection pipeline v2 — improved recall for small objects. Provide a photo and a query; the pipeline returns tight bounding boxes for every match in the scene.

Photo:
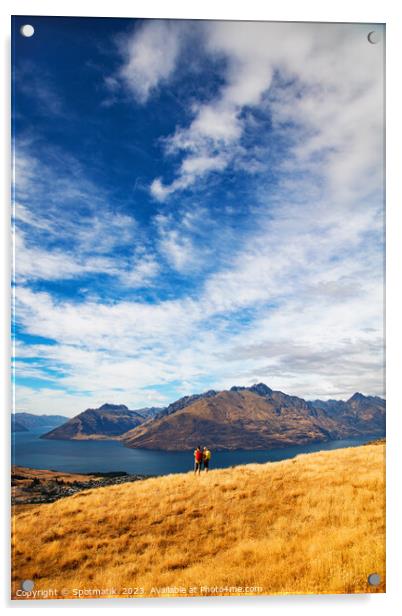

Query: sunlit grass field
[11,442,385,599]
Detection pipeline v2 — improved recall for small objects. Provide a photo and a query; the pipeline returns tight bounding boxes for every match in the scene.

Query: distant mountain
[41,404,146,440]
[309,393,386,432]
[135,406,163,419]
[122,384,385,451]
[11,417,28,432]
[12,413,68,432]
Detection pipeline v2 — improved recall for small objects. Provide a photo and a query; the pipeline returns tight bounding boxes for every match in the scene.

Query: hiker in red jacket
[194,446,203,475]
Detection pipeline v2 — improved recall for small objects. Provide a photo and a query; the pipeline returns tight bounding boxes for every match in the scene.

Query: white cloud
[15,232,82,281]
[118,20,183,103]
[123,256,160,286]
[150,153,227,201]
[149,178,170,201]
[154,212,206,273]
[158,228,194,272]
[13,227,160,289]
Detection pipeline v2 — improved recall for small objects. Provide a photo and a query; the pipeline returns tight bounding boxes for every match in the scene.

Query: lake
[11,428,383,476]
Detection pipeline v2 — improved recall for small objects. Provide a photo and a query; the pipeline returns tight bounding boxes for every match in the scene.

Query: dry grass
[11,442,385,599]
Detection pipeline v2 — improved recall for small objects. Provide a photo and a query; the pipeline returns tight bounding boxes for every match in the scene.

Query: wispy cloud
[14,61,65,117]
[13,144,161,289]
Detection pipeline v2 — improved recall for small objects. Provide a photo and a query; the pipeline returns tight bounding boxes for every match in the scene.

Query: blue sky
[12,17,385,416]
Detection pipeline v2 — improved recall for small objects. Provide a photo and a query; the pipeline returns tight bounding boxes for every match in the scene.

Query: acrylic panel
[11,16,385,600]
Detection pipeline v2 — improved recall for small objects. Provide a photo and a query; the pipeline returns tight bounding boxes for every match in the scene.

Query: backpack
[195,449,202,462]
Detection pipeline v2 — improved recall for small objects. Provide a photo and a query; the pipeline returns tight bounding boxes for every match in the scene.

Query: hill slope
[122,385,385,451]
[12,442,385,598]
[41,404,145,440]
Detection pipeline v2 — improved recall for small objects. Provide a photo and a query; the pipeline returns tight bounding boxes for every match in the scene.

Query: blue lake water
[11,428,383,476]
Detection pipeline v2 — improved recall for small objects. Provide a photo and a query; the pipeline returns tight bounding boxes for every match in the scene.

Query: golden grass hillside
[12,442,385,599]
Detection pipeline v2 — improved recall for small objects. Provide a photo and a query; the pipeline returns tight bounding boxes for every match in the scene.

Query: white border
[2,1,401,615]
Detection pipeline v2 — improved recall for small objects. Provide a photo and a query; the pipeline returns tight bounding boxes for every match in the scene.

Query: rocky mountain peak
[249,383,273,397]
[161,390,218,418]
[98,403,129,412]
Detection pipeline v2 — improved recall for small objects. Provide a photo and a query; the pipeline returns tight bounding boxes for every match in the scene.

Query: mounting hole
[20,24,35,38]
[367,31,380,44]
[21,579,34,591]
[368,573,381,586]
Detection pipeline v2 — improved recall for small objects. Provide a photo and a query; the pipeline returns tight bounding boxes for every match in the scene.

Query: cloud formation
[117,21,384,202]
[13,19,385,415]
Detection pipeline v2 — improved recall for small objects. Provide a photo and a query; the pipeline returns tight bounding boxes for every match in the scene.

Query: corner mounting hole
[368,572,381,586]
[367,31,379,44]
[20,24,35,38]
[21,579,34,591]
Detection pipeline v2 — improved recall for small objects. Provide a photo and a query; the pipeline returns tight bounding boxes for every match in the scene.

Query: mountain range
[38,384,385,450]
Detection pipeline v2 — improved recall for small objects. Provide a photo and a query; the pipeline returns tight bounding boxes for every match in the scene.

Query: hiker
[194,446,203,475]
[203,446,211,472]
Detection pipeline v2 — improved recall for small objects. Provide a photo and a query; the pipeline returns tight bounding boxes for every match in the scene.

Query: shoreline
[11,466,151,506]
[12,437,384,506]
